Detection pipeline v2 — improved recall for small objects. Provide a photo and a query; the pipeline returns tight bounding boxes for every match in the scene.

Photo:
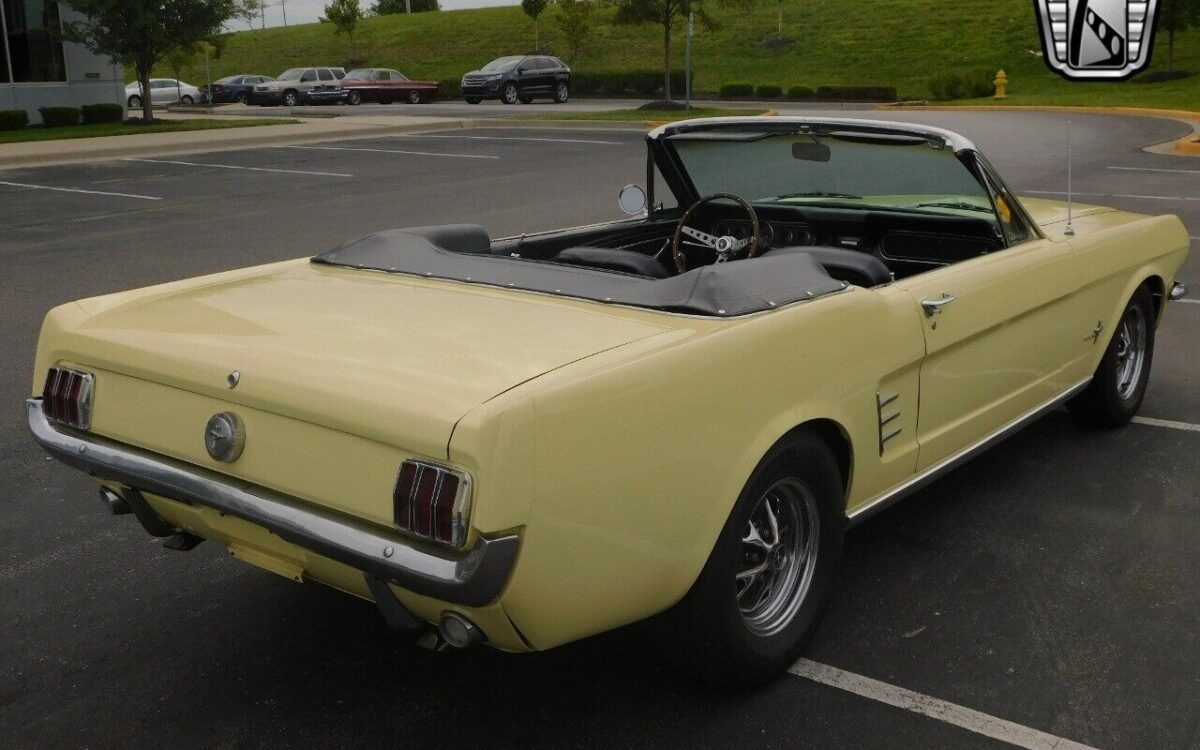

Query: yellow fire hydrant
[994,69,1009,99]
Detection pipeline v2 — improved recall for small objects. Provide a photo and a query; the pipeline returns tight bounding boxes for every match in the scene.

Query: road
[1,109,1197,750]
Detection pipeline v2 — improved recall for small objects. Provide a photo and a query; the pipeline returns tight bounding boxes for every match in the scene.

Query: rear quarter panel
[451,286,927,649]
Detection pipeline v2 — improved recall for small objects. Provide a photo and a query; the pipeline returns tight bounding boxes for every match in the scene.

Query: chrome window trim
[26,399,518,607]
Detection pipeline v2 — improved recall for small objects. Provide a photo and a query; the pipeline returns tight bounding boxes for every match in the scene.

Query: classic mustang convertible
[30,117,1189,686]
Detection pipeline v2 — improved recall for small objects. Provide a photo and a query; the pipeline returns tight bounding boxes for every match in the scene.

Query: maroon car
[341,68,439,104]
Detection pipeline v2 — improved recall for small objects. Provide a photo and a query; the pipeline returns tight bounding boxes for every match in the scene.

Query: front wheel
[127,95,142,109]
[1069,285,1156,428]
[653,430,845,688]
[235,91,248,105]
[554,81,570,103]
[347,90,362,105]
[282,90,300,107]
[180,95,194,105]
[501,83,519,105]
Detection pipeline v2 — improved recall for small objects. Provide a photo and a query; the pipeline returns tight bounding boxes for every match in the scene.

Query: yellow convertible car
[29,117,1189,686]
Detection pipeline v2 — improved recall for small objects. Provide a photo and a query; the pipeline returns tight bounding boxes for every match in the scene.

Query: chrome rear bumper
[26,398,518,607]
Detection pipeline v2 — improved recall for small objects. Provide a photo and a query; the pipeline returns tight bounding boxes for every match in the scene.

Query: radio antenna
[1065,120,1076,236]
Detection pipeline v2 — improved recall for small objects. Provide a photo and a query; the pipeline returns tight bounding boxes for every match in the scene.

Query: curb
[883,104,1200,157]
[0,118,476,170]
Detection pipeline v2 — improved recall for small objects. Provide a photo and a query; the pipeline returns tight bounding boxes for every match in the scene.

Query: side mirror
[618,184,647,216]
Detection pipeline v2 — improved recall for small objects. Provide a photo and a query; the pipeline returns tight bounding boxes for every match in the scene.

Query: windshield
[277,68,303,81]
[215,75,241,84]
[670,132,995,218]
[482,56,523,72]
[345,69,373,80]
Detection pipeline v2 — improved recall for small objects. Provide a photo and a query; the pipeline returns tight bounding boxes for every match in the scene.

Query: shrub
[719,83,754,99]
[571,71,686,97]
[39,106,81,127]
[929,70,994,101]
[814,85,897,102]
[0,109,28,131]
[787,85,814,100]
[81,102,124,125]
[755,84,783,99]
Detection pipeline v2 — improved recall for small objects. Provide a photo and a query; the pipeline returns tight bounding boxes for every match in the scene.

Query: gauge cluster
[713,221,815,249]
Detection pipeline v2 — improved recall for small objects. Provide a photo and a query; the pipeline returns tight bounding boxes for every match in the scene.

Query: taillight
[393,460,472,548]
[42,367,94,430]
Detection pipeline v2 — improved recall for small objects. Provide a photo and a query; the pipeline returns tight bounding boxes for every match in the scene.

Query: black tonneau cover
[312,229,846,317]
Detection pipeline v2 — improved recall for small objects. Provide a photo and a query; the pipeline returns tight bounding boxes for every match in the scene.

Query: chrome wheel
[555,82,569,102]
[1114,304,1147,400]
[502,84,518,104]
[408,90,421,104]
[737,478,820,637]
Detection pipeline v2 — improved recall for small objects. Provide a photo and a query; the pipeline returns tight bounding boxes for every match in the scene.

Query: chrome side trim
[849,378,1091,526]
[26,399,519,607]
[1170,282,1188,301]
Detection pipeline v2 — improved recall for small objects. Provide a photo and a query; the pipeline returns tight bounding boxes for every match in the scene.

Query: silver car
[125,79,202,108]
[249,67,347,106]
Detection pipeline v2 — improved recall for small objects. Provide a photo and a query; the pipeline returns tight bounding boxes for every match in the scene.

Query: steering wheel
[671,193,763,274]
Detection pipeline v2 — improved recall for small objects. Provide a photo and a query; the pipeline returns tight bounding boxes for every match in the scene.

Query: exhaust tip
[439,612,485,649]
[99,487,131,515]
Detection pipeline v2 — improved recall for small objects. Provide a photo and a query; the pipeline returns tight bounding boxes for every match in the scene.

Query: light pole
[684,12,693,109]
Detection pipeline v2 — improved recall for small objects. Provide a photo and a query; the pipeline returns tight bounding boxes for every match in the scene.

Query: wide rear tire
[1069,284,1156,428]
[653,429,845,689]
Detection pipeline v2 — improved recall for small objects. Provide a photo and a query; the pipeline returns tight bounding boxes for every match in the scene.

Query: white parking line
[1024,190,1198,203]
[121,157,352,177]
[790,659,1100,750]
[277,145,499,160]
[1108,166,1200,175]
[1132,416,1200,432]
[401,134,621,145]
[1177,299,1200,305]
[0,179,161,201]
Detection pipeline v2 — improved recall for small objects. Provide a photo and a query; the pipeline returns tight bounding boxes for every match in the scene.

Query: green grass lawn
[0,118,299,145]
[160,0,1200,111]
[521,107,769,121]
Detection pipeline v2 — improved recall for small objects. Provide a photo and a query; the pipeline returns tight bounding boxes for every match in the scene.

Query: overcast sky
[240,0,519,29]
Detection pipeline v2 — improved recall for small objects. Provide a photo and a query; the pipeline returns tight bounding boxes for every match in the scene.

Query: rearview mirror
[618,184,647,216]
[792,141,832,162]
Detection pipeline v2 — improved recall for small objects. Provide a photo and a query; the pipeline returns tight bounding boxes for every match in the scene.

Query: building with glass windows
[1,0,124,123]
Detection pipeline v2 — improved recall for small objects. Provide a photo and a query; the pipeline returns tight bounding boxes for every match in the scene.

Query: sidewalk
[0,114,473,170]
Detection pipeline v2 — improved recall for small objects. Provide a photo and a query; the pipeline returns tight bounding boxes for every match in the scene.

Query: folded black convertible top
[312,228,846,317]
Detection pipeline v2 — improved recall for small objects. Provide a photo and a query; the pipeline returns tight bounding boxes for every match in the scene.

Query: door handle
[921,293,958,318]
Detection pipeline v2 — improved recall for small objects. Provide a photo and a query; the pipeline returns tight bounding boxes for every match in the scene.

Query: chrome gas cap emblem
[205,412,246,463]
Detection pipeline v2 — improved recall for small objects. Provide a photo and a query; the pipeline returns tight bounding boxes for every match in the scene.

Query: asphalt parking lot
[1,110,1197,750]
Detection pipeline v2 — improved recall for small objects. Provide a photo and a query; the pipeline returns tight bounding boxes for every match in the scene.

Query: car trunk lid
[61,260,672,459]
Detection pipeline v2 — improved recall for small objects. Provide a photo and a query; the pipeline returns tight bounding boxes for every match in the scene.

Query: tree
[325,0,364,57]
[63,0,254,122]
[613,0,724,101]
[1158,0,1200,70]
[522,0,548,51]
[165,44,198,103]
[554,0,593,62]
[372,0,439,13]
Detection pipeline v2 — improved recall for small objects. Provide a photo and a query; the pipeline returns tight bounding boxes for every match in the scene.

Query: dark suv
[460,55,571,105]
